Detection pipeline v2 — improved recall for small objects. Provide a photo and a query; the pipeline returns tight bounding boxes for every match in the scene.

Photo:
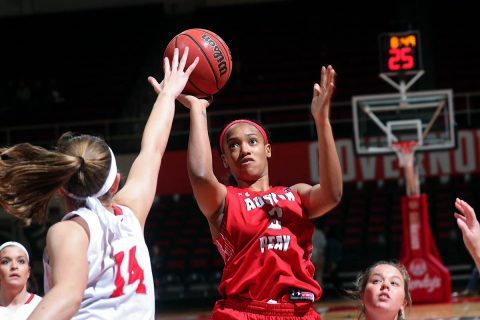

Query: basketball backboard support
[352,89,455,155]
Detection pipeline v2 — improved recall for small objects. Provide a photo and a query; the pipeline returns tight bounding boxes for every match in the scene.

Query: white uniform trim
[0,294,42,320]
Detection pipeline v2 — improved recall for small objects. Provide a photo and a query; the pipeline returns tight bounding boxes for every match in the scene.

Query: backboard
[352,89,455,155]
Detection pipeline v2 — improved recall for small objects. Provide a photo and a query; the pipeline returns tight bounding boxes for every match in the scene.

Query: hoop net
[391,141,418,168]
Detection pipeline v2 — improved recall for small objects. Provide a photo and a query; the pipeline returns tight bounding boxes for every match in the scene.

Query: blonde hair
[0,132,111,223]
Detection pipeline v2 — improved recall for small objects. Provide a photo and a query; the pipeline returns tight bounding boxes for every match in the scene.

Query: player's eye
[229,142,239,149]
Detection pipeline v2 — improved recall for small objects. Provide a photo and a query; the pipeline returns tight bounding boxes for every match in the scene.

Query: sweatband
[0,241,29,261]
[219,119,269,153]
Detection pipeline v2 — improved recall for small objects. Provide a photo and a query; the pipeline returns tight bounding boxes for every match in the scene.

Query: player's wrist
[157,90,177,100]
[314,117,331,128]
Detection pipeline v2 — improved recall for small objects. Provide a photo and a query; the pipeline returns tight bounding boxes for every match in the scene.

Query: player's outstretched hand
[455,198,480,260]
[148,47,199,98]
[311,65,336,123]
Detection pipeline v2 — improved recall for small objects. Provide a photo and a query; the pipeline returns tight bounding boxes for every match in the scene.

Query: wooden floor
[316,296,480,319]
[156,296,480,319]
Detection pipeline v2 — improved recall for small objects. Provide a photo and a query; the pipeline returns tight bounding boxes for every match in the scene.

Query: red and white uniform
[215,186,321,302]
[43,204,154,320]
[0,293,42,320]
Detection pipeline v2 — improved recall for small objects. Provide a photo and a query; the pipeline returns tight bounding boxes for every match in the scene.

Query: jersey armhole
[69,215,91,242]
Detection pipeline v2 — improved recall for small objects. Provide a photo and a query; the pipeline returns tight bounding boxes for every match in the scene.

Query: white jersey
[43,204,155,320]
[0,293,42,320]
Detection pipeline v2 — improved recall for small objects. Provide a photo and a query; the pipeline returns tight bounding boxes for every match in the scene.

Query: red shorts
[211,298,321,320]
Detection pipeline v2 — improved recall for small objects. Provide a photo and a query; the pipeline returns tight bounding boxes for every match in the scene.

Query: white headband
[0,241,29,261]
[66,147,117,200]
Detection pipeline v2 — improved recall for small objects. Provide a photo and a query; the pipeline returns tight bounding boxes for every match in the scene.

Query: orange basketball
[163,28,232,97]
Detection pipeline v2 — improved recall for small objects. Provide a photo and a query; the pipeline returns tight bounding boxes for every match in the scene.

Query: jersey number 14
[111,246,146,297]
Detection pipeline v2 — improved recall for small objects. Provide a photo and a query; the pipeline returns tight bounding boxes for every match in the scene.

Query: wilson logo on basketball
[164,28,232,96]
[201,34,228,76]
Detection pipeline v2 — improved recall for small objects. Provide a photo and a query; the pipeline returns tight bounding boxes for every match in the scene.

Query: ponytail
[0,143,81,223]
[0,132,112,223]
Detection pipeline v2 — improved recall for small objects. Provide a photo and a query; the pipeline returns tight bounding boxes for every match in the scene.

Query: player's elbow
[70,295,83,313]
[64,287,84,311]
[308,190,343,219]
[188,166,214,184]
[324,195,341,213]
[325,184,342,208]
[331,187,343,205]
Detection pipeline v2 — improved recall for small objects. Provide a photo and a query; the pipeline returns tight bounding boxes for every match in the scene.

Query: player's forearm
[187,104,214,181]
[140,91,176,156]
[316,119,343,204]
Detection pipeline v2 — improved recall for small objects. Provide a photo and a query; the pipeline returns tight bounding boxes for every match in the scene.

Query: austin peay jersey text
[215,186,321,302]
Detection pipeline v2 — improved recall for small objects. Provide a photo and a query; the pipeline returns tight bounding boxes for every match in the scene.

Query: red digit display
[388,47,414,71]
[379,31,422,74]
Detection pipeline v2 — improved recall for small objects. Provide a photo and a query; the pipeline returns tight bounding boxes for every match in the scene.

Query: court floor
[156,296,480,319]
[316,296,480,319]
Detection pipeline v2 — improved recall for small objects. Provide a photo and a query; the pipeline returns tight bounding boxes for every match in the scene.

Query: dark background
[0,0,478,311]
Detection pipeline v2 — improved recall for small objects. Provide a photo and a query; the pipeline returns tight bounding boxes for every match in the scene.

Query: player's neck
[365,310,399,320]
[0,286,29,308]
[237,176,270,192]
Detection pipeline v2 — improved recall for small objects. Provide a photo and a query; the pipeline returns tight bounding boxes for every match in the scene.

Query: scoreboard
[379,30,423,74]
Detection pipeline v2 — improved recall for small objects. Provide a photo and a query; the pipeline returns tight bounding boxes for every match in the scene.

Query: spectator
[460,267,480,297]
[311,224,327,286]
[324,225,343,291]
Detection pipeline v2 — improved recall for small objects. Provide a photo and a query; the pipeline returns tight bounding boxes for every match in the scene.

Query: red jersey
[214,186,321,302]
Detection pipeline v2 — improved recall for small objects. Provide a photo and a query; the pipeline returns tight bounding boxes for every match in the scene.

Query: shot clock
[379,31,423,74]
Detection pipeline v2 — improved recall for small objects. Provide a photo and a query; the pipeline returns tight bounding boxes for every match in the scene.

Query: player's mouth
[378,293,390,300]
[240,157,254,165]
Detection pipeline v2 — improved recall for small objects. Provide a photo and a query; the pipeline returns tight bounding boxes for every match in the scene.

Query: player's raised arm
[293,65,343,218]
[171,29,233,235]
[455,198,480,270]
[176,94,227,236]
[114,47,198,228]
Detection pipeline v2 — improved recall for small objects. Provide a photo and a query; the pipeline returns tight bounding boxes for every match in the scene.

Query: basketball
[163,28,232,97]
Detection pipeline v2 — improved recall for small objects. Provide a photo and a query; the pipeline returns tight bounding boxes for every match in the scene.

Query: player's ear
[265,144,271,159]
[110,173,121,194]
[221,154,229,169]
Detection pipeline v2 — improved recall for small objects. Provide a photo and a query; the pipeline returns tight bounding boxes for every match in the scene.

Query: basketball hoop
[391,141,418,168]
